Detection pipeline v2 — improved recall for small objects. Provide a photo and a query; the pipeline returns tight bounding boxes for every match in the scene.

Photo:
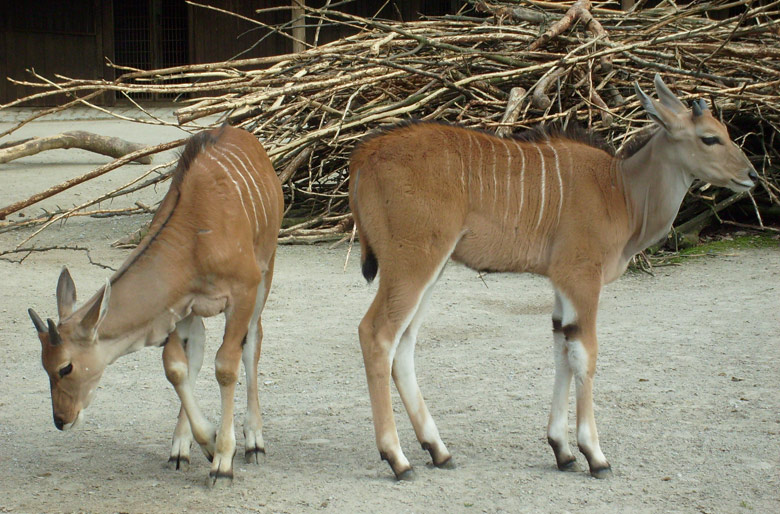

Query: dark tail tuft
[361,246,378,283]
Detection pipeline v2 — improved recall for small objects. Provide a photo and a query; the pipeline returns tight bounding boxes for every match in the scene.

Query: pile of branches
[1,0,779,246]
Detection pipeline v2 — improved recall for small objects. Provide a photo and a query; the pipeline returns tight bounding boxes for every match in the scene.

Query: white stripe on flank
[213,147,261,231]
[546,140,563,226]
[474,133,483,204]
[533,142,546,231]
[459,135,467,192]
[466,133,475,199]
[222,143,269,226]
[204,152,253,227]
[487,137,498,206]
[510,139,526,221]
[498,138,513,227]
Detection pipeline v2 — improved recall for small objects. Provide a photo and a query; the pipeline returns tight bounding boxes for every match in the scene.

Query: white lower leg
[242,281,267,461]
[210,380,238,483]
[568,339,609,473]
[169,406,193,468]
[169,317,211,461]
[548,332,576,468]
[393,327,449,465]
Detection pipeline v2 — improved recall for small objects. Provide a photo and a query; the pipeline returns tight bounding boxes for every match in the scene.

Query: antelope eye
[58,363,73,377]
[701,136,721,146]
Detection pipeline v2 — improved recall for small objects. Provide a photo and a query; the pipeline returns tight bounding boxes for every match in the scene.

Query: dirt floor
[0,113,779,513]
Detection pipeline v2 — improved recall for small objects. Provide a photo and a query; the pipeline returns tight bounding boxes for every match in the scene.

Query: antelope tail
[351,168,378,283]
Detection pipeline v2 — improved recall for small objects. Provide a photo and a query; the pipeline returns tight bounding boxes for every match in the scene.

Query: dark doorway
[113,0,188,99]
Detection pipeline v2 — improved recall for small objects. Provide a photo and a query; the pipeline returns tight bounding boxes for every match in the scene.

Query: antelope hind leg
[359,283,415,480]
[209,286,258,488]
[243,272,272,464]
[360,247,457,479]
[392,270,452,469]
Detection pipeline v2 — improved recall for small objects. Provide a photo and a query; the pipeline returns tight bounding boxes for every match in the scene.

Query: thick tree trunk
[0,131,153,165]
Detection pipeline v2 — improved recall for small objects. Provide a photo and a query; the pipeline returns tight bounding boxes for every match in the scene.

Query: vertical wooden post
[291,0,306,53]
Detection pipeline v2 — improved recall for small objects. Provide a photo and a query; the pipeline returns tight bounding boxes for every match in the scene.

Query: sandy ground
[1,113,779,513]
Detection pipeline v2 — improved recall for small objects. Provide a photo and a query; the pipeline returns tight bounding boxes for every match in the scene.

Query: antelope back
[349,122,618,275]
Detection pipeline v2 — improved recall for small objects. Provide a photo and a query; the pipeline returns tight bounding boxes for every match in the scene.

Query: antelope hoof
[207,469,233,488]
[395,467,415,481]
[245,447,265,464]
[200,444,215,462]
[243,428,265,464]
[381,451,413,481]
[557,457,581,472]
[167,455,190,471]
[422,442,453,469]
[590,464,613,479]
[197,429,217,462]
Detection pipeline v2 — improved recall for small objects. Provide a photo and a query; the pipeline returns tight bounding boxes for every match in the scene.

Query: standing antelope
[349,74,757,479]
[28,125,283,487]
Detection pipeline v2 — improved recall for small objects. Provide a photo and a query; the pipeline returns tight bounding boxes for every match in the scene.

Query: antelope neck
[618,130,694,259]
[79,238,192,364]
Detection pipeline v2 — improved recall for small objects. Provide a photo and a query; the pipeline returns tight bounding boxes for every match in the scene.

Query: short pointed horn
[47,318,62,346]
[692,100,703,117]
[698,98,709,111]
[29,308,47,333]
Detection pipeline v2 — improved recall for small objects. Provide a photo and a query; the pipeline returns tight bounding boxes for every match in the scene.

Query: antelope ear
[80,279,111,338]
[634,80,680,134]
[653,73,686,113]
[56,267,77,320]
[29,308,47,334]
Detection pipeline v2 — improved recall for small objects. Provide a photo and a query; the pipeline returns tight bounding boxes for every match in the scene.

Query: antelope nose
[53,416,64,431]
[748,170,759,182]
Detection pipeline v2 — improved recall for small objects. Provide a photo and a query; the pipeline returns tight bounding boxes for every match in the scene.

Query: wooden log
[0,139,184,220]
[0,131,153,165]
[496,87,527,136]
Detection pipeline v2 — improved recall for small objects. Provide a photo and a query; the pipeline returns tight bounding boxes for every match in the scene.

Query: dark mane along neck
[511,124,615,156]
[616,126,658,160]
[355,119,616,157]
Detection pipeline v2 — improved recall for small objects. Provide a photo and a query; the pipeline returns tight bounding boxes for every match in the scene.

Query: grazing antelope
[349,74,757,479]
[28,125,283,487]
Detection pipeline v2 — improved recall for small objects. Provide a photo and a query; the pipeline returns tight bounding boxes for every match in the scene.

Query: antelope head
[634,73,758,191]
[28,268,111,431]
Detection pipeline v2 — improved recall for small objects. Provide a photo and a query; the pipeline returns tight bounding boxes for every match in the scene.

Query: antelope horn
[29,308,47,333]
[698,98,709,111]
[692,100,703,117]
[47,318,62,346]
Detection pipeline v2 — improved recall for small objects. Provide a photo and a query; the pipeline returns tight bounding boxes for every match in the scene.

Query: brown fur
[30,126,283,486]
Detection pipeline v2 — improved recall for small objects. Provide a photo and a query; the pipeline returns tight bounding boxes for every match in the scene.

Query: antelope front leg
[167,316,206,470]
[163,330,217,462]
[569,332,611,478]
[551,284,611,478]
[547,312,580,472]
[209,298,256,487]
